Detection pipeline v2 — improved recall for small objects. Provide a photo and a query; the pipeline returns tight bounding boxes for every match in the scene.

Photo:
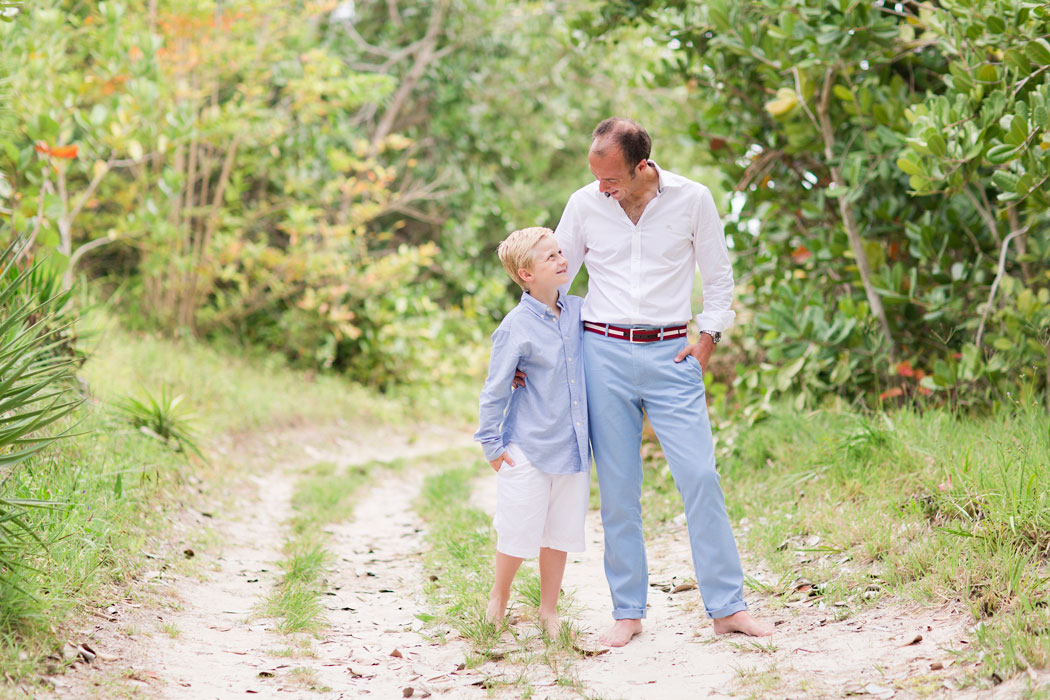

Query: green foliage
[114,385,202,459]
[0,238,82,597]
[588,0,1050,413]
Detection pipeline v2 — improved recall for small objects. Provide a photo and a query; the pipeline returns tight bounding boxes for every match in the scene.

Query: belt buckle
[628,328,644,343]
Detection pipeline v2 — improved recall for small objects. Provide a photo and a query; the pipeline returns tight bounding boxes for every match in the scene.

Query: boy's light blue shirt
[474,290,590,475]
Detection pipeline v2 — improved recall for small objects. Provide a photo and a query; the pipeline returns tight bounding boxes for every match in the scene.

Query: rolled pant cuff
[612,608,646,620]
[706,600,747,620]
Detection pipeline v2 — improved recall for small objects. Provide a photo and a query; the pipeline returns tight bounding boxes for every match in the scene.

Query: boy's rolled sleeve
[474,329,522,461]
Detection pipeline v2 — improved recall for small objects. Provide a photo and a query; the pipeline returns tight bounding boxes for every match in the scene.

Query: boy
[474,226,590,636]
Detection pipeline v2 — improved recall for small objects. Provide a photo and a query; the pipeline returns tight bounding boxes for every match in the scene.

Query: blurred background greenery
[0,0,1049,689]
[2,0,1047,410]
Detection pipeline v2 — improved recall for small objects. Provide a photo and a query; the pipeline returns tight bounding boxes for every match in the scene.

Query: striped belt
[583,322,688,343]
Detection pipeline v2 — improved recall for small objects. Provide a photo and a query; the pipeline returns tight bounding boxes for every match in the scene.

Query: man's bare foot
[599,618,643,647]
[712,610,774,637]
[485,594,508,625]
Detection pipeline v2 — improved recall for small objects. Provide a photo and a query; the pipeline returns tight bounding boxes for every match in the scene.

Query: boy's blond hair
[497,226,553,290]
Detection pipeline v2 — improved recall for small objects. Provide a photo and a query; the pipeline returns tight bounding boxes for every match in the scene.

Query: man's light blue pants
[583,331,747,620]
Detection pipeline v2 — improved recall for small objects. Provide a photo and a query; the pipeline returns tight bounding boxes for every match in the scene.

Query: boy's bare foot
[712,610,774,637]
[485,594,508,625]
[539,613,560,638]
[599,618,643,647]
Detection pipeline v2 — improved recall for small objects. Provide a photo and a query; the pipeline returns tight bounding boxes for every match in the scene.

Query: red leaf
[896,361,915,377]
[879,387,904,400]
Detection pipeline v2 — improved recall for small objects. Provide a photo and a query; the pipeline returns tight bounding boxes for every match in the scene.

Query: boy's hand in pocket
[489,452,516,472]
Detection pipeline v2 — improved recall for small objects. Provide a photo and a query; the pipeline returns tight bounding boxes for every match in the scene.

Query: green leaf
[1005,116,1029,147]
[833,85,853,101]
[986,15,1006,33]
[992,337,1013,351]
[986,143,1020,164]
[949,62,974,92]
[776,354,807,391]
[992,170,1021,192]
[927,132,947,157]
[976,63,998,84]
[1035,105,1049,131]
[896,157,923,175]
[1005,49,1031,74]
[1025,38,1050,65]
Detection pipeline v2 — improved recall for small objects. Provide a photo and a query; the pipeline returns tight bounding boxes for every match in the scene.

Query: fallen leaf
[930,661,943,670]
[672,582,698,593]
[258,671,274,678]
[571,642,609,657]
[902,634,923,646]
[390,649,403,658]
[76,644,96,664]
[403,688,414,698]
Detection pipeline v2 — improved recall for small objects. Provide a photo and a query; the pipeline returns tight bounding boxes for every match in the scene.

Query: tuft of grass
[114,386,203,459]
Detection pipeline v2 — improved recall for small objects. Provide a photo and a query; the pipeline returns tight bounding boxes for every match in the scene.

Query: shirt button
[573,401,578,405]
[571,379,575,384]
[576,421,581,426]
[567,357,572,362]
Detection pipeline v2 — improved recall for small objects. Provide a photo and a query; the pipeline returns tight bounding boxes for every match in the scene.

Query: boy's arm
[474,330,522,471]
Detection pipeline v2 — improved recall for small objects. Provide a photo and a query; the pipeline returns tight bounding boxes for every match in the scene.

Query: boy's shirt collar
[520,289,567,319]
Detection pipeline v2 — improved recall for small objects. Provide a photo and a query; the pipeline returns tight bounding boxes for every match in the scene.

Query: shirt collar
[520,289,566,318]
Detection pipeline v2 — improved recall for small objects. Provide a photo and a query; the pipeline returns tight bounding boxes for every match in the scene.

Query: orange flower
[34,142,78,159]
[791,245,812,263]
[879,387,904,400]
[896,360,915,377]
[49,145,78,159]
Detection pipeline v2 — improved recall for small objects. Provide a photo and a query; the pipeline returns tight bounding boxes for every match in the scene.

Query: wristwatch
[700,330,722,344]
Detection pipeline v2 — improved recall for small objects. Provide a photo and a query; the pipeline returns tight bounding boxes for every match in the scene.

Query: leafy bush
[588,0,1050,414]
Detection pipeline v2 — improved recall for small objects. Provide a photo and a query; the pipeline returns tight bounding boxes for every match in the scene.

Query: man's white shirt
[554,164,736,333]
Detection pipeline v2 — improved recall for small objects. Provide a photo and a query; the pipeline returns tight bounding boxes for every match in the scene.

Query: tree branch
[975,225,1029,349]
[815,65,896,357]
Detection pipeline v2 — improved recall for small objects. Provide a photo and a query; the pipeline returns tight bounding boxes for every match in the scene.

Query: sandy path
[41,423,492,699]
[39,423,1006,700]
[470,474,976,700]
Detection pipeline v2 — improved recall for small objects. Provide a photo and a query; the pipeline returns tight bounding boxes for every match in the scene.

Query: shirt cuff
[480,440,506,462]
[694,309,736,334]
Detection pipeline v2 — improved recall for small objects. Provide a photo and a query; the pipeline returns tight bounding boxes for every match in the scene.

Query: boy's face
[520,236,568,291]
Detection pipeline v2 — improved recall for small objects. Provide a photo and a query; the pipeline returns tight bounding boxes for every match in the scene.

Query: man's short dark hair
[591,118,652,169]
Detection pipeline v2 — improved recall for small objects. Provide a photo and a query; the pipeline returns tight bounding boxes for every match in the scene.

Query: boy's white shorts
[493,443,590,559]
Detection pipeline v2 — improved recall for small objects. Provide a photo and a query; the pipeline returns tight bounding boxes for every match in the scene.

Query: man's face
[589,147,643,202]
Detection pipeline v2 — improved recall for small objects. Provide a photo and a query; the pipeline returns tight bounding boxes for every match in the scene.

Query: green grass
[263,460,378,634]
[78,311,478,432]
[413,450,597,696]
[0,311,472,691]
[639,399,1050,691]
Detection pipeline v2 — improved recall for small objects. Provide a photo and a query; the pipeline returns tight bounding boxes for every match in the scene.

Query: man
[555,117,772,646]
